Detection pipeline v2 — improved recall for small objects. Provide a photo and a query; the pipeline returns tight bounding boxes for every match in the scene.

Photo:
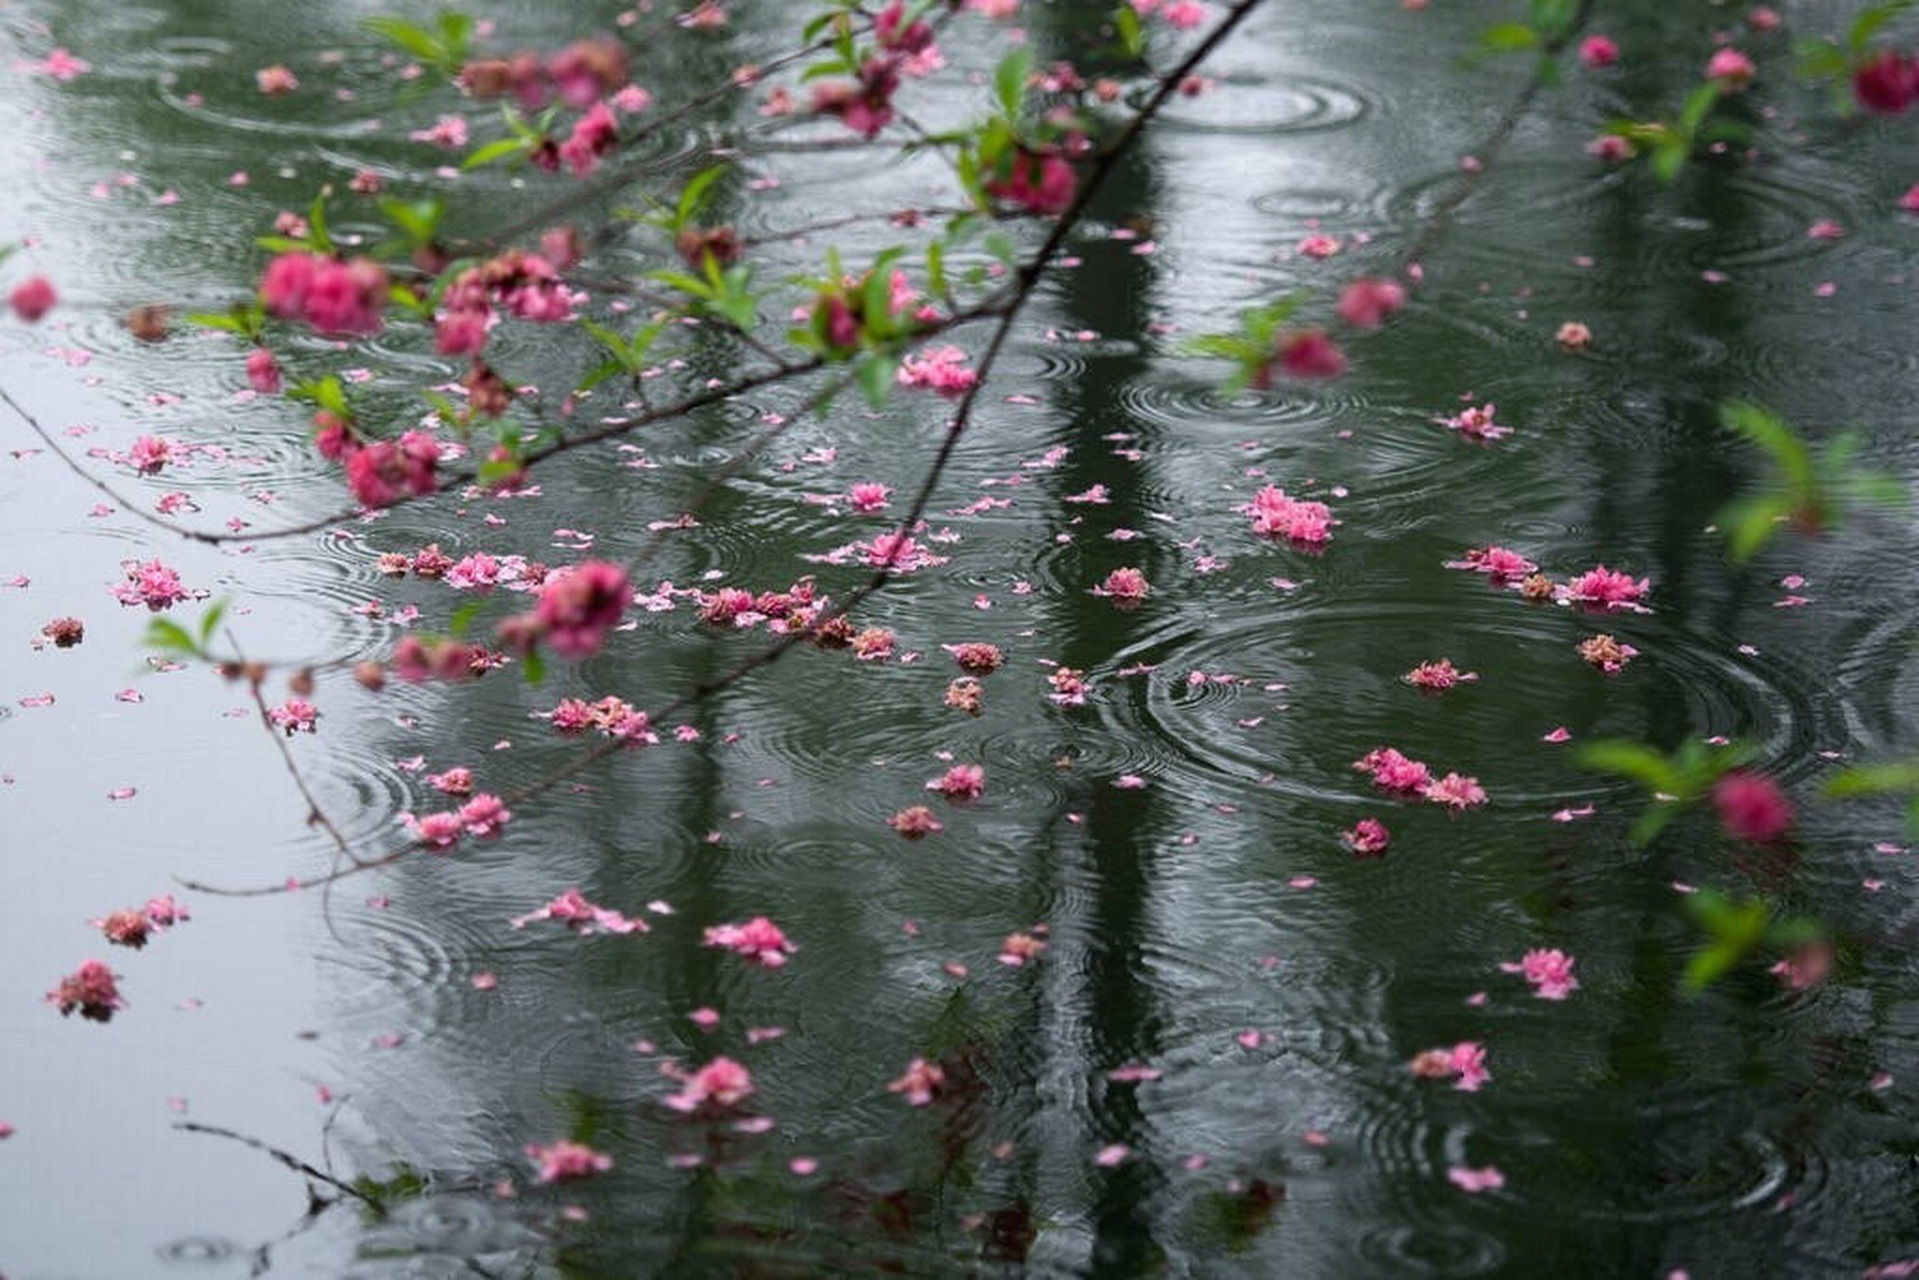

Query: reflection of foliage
[1190,1178,1285,1253]
[347,1163,427,1218]
[1715,401,1905,562]
[1682,890,1821,992]
[1826,758,1919,831]
[1603,82,1751,183]
[1576,738,1751,845]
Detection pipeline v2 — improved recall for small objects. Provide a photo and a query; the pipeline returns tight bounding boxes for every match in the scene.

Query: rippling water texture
[3,0,1918,1276]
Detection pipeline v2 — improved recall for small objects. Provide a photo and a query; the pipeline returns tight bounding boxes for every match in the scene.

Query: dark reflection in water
[5,0,1919,1276]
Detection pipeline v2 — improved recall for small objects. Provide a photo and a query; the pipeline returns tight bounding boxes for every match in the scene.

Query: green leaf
[1577,739,1681,792]
[676,165,728,229]
[520,645,545,686]
[1721,401,1812,488]
[1679,81,1724,136]
[362,16,444,64]
[187,310,248,334]
[1825,759,1919,798]
[1850,0,1919,53]
[576,357,625,394]
[462,137,528,170]
[982,231,1017,269]
[1715,494,1793,562]
[857,353,897,409]
[447,599,483,639]
[307,193,333,256]
[144,618,198,657]
[994,48,1033,120]
[1651,138,1689,183]
[1116,5,1145,58]
[197,599,230,645]
[1478,23,1539,53]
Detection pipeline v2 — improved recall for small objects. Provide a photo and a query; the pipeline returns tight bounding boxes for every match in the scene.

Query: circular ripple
[156,1236,237,1266]
[1141,70,1376,136]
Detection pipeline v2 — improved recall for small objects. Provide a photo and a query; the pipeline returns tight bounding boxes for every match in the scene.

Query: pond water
[3,0,1919,1275]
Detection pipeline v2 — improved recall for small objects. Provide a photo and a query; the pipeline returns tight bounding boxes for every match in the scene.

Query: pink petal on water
[1094,1143,1132,1167]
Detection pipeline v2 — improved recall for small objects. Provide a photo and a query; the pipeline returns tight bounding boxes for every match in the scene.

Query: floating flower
[703,917,795,968]
[110,559,192,611]
[268,698,320,735]
[943,642,1004,674]
[1353,747,1432,794]
[998,931,1047,966]
[927,763,985,801]
[1769,941,1831,990]
[1448,1165,1506,1193]
[1705,47,1756,87]
[511,889,646,934]
[1243,486,1335,545]
[525,1139,612,1183]
[94,909,151,949]
[458,793,512,838]
[1713,771,1792,843]
[48,959,124,1022]
[1336,277,1406,328]
[38,617,84,648]
[888,1057,945,1106]
[535,560,633,659]
[1558,565,1649,611]
[664,1056,754,1113]
[1555,321,1592,351]
[889,805,944,837]
[1500,948,1579,999]
[1411,1040,1490,1091]
[1343,817,1391,856]
[847,482,892,512]
[1092,567,1150,606]
[1440,402,1508,442]
[897,345,978,398]
[1577,633,1638,674]
[1404,658,1476,691]
[255,64,299,95]
[1423,772,1488,810]
[1049,666,1088,706]
[1445,545,1537,579]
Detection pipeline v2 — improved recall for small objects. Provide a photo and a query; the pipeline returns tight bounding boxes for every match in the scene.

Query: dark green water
[3,1,1918,1275]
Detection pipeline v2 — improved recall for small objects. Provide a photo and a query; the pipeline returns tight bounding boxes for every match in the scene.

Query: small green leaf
[462,137,529,170]
[521,645,545,686]
[1478,23,1539,52]
[857,353,897,409]
[994,48,1033,120]
[447,599,483,640]
[197,599,230,645]
[144,618,198,656]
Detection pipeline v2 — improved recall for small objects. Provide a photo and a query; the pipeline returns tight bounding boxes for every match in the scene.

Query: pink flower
[998,931,1047,966]
[95,908,151,948]
[1410,1040,1490,1090]
[9,275,57,322]
[1705,47,1755,87]
[558,100,619,176]
[255,64,298,94]
[245,347,283,393]
[1500,948,1579,1000]
[985,149,1076,215]
[409,811,465,850]
[512,888,646,934]
[1093,567,1150,606]
[1854,50,1919,114]
[943,642,1004,674]
[847,482,892,512]
[1559,564,1649,611]
[1405,658,1476,691]
[1441,403,1508,442]
[428,767,474,795]
[111,559,191,611]
[1448,1165,1506,1193]
[1049,666,1088,706]
[1769,941,1831,990]
[1244,486,1335,545]
[665,1056,754,1113]
[812,57,901,140]
[1902,184,1919,214]
[1297,233,1341,259]
[1587,134,1634,163]
[703,916,796,968]
[928,763,985,801]
[1445,545,1537,579]
[897,345,978,398]
[536,560,633,658]
[1713,771,1792,842]
[31,47,90,81]
[301,257,388,335]
[458,793,512,838]
[1747,6,1782,31]
[48,959,124,1021]
[268,698,320,735]
[888,1057,945,1106]
[1423,772,1488,811]
[1353,747,1432,794]
[1275,329,1347,379]
[127,436,175,475]
[525,1139,612,1183]
[409,114,469,148]
[1556,321,1593,351]
[143,894,190,928]
[890,805,944,837]
[1336,277,1407,329]
[1343,818,1390,856]
[1578,35,1619,68]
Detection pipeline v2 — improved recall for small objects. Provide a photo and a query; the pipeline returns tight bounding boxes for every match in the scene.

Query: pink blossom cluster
[986,148,1078,216]
[1343,817,1390,856]
[259,252,388,336]
[127,435,176,474]
[1444,545,1538,579]
[1336,277,1408,328]
[1855,49,1919,114]
[927,763,985,801]
[1713,771,1793,842]
[543,696,657,744]
[92,895,190,949]
[890,805,944,837]
[943,642,1004,674]
[897,345,979,398]
[1557,564,1650,611]
[998,931,1047,966]
[663,1056,754,1113]
[1411,1041,1491,1091]
[511,888,647,935]
[459,37,631,111]
[1353,748,1488,810]
[435,249,576,359]
[1244,486,1335,545]
[1404,658,1476,691]
[390,635,500,683]
[110,558,193,611]
[1049,666,1088,706]
[696,577,825,633]
[888,1057,945,1106]
[1501,948,1579,999]
[703,917,796,968]
[525,1139,613,1183]
[1130,0,1211,29]
[1092,566,1150,606]
[47,959,125,1022]
[405,793,512,850]
[268,698,320,735]
[343,431,444,509]
[10,274,57,322]
[1440,403,1508,442]
[525,560,633,659]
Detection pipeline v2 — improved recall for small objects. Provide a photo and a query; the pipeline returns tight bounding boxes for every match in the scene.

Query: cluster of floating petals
[1352,747,1432,794]
[511,888,647,935]
[93,895,191,949]
[1048,666,1088,706]
[1404,658,1476,691]
[543,696,657,743]
[896,345,978,398]
[268,698,320,735]
[1577,633,1637,674]
[525,1140,612,1183]
[1243,486,1335,545]
[1092,567,1150,605]
[47,960,125,1022]
[1343,818,1391,856]
[1424,772,1488,810]
[109,559,194,611]
[888,1057,945,1106]
[663,1056,754,1113]
[1440,403,1509,442]
[1500,948,1579,1000]
[943,642,1004,674]
[1411,1041,1491,1091]
[927,763,985,801]
[1557,565,1650,611]
[998,930,1047,966]
[889,805,944,837]
[702,917,795,968]
[1445,545,1537,580]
